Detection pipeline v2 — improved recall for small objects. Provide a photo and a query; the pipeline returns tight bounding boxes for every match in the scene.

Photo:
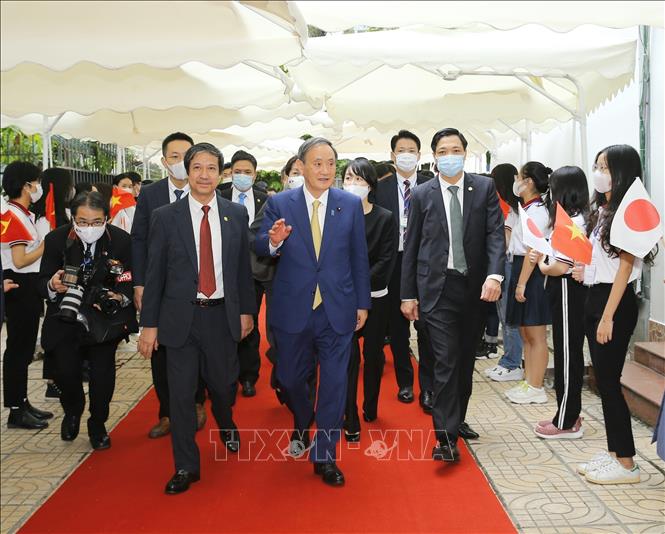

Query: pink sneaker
[534,417,583,439]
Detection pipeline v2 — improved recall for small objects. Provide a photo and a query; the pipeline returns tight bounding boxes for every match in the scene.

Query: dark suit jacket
[374,172,433,231]
[256,186,372,335]
[249,204,277,282]
[38,224,134,350]
[401,172,505,314]
[131,178,171,287]
[219,185,267,218]
[139,193,256,347]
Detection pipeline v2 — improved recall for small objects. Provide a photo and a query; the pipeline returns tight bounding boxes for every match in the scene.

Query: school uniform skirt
[506,255,552,327]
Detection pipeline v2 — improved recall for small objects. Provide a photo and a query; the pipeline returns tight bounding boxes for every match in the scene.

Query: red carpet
[20,307,515,534]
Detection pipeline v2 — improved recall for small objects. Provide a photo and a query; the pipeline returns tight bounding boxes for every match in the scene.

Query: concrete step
[634,341,665,376]
[620,361,665,427]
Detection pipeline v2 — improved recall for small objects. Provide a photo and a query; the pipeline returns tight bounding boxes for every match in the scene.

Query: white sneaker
[505,380,528,398]
[508,384,547,404]
[585,458,640,485]
[488,366,524,382]
[484,365,501,377]
[577,451,613,475]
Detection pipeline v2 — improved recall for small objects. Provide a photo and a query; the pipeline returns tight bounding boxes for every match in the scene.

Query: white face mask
[74,222,106,245]
[395,153,418,173]
[29,182,43,203]
[512,179,526,197]
[287,175,305,189]
[592,170,612,194]
[120,186,134,195]
[166,160,188,181]
[344,184,370,200]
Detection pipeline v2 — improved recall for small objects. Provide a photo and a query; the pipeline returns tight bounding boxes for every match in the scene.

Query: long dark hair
[520,161,552,212]
[343,157,378,202]
[588,144,657,264]
[547,166,590,232]
[491,163,519,211]
[32,167,74,227]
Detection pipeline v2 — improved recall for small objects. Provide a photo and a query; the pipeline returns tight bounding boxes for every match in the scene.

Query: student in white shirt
[505,162,553,405]
[531,166,591,440]
[572,145,657,485]
[1,161,53,429]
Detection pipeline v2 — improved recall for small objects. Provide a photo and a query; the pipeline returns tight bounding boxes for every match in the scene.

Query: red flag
[110,187,137,219]
[610,178,663,258]
[498,193,510,220]
[551,202,592,265]
[45,182,56,230]
[1,209,33,243]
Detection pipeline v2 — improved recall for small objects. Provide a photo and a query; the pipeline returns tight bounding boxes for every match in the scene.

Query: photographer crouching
[38,191,137,450]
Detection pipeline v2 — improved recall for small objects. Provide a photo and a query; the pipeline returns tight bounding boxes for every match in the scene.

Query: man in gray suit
[138,143,256,494]
[401,128,505,463]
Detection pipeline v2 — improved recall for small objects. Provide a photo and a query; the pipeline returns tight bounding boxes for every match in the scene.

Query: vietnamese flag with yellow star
[551,202,592,265]
[45,183,56,229]
[109,186,136,219]
[1,209,33,244]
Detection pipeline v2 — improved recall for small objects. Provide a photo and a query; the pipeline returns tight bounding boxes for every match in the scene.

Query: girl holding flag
[572,145,658,485]
[505,161,552,405]
[529,166,591,439]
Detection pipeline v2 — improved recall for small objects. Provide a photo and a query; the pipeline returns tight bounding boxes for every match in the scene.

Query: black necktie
[174,189,184,202]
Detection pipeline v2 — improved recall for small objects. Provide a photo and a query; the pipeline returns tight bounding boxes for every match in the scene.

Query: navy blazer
[256,186,371,335]
[401,172,505,314]
[131,178,171,287]
[139,193,256,347]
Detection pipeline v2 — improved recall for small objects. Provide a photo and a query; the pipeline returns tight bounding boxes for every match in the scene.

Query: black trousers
[547,275,587,429]
[415,320,435,394]
[423,274,482,444]
[51,336,119,435]
[585,283,638,457]
[151,345,206,420]
[166,305,237,474]
[386,252,414,389]
[345,294,390,433]
[2,271,43,408]
[238,279,271,385]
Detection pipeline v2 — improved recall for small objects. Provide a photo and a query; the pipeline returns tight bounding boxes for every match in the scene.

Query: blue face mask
[436,155,465,178]
[232,173,253,192]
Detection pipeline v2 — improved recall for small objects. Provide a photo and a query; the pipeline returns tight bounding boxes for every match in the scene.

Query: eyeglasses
[592,164,609,173]
[75,219,105,228]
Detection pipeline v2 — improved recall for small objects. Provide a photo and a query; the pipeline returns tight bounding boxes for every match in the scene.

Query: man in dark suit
[401,128,505,462]
[131,132,209,439]
[374,130,434,410]
[138,143,256,494]
[256,137,371,486]
[219,150,267,397]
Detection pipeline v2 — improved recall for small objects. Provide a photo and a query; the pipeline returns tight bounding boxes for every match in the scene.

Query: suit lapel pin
[224,216,229,222]
[468,186,473,191]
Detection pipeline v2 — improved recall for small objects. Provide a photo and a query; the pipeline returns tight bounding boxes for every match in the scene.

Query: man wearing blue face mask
[401,128,505,463]
[220,150,268,397]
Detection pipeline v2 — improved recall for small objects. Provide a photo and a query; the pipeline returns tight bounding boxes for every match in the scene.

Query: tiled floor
[1,333,664,533]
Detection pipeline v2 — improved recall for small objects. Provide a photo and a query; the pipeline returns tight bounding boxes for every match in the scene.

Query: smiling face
[300,143,336,198]
[188,151,220,201]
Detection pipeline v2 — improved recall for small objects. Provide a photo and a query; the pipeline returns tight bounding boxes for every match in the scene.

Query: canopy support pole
[564,75,588,168]
[41,113,64,169]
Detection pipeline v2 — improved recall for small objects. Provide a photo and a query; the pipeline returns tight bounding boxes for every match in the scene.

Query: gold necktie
[311,199,322,309]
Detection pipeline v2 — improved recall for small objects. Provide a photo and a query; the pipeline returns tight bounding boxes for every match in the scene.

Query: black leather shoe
[165,470,200,495]
[313,462,345,486]
[220,428,240,453]
[397,387,414,403]
[459,422,479,440]
[432,442,460,462]
[344,430,360,443]
[289,429,310,457]
[7,407,49,430]
[61,415,81,441]
[241,381,256,397]
[90,433,111,450]
[419,391,433,414]
[25,400,54,420]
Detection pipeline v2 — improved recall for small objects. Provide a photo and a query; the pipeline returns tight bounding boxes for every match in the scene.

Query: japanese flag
[518,204,552,256]
[610,178,662,258]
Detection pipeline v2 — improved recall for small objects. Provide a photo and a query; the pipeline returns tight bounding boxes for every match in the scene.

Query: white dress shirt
[232,186,255,226]
[270,185,328,255]
[397,171,417,252]
[168,178,190,204]
[189,194,224,299]
[438,174,465,270]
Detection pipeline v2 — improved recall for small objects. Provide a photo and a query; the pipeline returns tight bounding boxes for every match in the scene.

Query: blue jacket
[256,186,371,335]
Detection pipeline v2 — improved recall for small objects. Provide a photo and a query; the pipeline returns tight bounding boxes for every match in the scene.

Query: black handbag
[81,303,139,345]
